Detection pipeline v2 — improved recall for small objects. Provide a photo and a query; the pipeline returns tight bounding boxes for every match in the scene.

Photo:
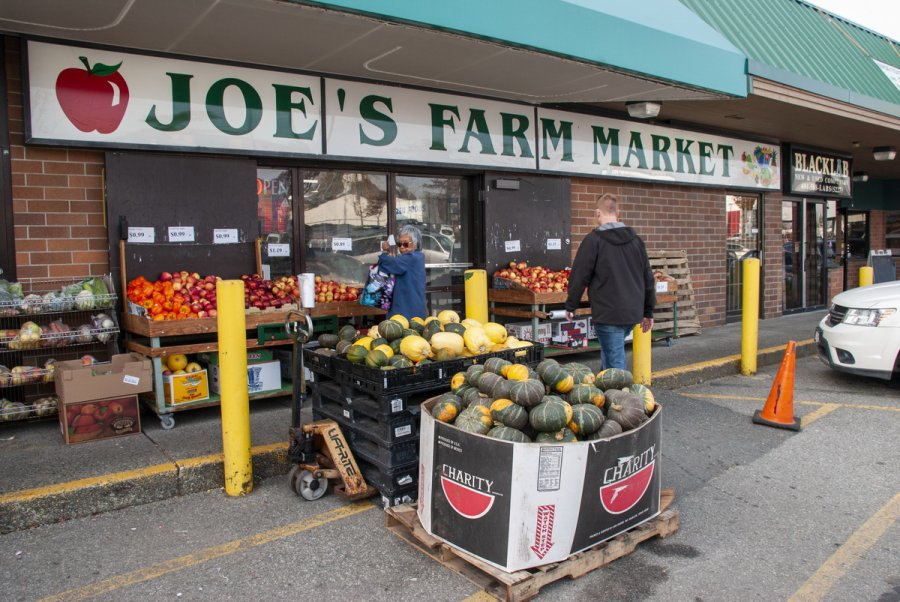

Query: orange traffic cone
[753,340,801,431]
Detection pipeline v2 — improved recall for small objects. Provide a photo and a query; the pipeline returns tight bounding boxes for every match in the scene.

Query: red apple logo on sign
[55,56,129,133]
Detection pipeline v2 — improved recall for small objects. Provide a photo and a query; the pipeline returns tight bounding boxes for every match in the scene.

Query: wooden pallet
[649,250,700,337]
[384,489,679,602]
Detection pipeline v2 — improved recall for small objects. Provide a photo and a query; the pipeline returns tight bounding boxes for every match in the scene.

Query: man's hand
[381,241,390,253]
[565,311,574,321]
[641,317,654,333]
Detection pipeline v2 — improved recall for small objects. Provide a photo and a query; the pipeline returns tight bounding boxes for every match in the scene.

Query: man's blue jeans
[594,323,633,370]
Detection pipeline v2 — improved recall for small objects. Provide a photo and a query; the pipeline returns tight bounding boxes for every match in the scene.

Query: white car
[815,280,900,380]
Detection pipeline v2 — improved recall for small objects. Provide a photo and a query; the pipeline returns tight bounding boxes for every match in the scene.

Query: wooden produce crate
[649,250,700,337]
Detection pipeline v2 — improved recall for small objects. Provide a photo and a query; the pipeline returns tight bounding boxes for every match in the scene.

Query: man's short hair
[597,193,619,215]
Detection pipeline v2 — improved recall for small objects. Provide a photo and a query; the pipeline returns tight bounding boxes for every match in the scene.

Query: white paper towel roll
[548,309,568,320]
[299,273,316,308]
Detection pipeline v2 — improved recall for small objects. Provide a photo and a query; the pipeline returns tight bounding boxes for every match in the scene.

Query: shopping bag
[359,264,396,311]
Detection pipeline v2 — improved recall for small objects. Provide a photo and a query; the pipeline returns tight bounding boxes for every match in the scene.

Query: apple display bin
[418,397,662,573]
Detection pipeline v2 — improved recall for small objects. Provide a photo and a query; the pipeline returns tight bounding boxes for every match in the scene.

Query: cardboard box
[418,399,662,572]
[550,318,592,347]
[198,349,274,365]
[505,321,552,344]
[58,395,141,444]
[55,353,153,404]
[163,370,210,405]
[208,360,282,395]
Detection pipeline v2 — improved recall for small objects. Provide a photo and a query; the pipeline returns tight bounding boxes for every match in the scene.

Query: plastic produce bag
[359,264,395,311]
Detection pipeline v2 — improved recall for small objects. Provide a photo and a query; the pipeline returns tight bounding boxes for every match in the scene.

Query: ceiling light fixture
[852,171,869,183]
[873,146,896,161]
[626,101,661,119]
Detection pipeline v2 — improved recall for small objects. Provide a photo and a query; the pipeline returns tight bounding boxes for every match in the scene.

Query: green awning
[293,0,749,97]
[680,0,900,117]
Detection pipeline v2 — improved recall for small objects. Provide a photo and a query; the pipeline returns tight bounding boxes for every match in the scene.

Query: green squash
[587,419,623,440]
[489,398,529,430]
[596,368,634,391]
[317,333,340,349]
[432,394,463,423]
[508,379,546,409]
[421,319,443,341]
[529,399,573,432]
[483,356,511,376]
[487,425,531,443]
[535,428,579,443]
[465,364,486,387]
[477,372,503,396]
[345,344,369,364]
[628,383,657,415]
[338,324,358,341]
[365,348,390,369]
[389,355,414,369]
[568,404,605,436]
[606,392,647,431]
[443,322,467,336]
[378,319,404,342]
[535,358,561,381]
[453,406,493,435]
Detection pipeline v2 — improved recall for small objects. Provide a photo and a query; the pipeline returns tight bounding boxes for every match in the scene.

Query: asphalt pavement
[2,348,897,601]
[1,310,827,534]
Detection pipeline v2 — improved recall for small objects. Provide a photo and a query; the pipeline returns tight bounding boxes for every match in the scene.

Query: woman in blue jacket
[378,224,427,321]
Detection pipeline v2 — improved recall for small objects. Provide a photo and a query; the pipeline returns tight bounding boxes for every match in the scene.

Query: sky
[804,0,900,41]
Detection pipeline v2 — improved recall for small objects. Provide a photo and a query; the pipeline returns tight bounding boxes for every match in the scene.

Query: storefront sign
[785,146,852,198]
[26,40,779,190]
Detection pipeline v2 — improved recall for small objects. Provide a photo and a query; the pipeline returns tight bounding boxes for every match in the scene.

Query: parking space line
[37,501,375,602]
[681,393,900,414]
[799,403,840,427]
[788,492,900,602]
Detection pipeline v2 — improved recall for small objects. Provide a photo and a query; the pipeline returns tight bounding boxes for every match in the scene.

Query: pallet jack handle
[286,311,314,433]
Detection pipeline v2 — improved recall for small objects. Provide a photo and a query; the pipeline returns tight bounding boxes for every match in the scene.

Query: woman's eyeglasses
[398,242,413,248]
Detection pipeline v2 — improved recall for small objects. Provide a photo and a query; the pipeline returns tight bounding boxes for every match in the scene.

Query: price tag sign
[655,281,669,293]
[168,226,195,242]
[332,238,352,251]
[213,228,239,244]
[505,240,521,253]
[267,243,290,257]
[546,238,561,250]
[123,375,141,386]
[127,227,155,243]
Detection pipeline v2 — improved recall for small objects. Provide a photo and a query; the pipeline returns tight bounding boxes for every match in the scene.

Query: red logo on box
[599,460,655,514]
[440,476,495,519]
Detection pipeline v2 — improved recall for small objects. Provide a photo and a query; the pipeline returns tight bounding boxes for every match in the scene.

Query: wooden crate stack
[650,250,701,337]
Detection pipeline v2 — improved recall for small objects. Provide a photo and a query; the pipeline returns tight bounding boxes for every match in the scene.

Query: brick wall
[761,191,784,319]
[571,179,750,328]
[5,37,108,280]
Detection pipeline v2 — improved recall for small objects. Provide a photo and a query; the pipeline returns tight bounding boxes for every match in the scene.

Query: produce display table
[122,301,385,429]
[488,288,678,357]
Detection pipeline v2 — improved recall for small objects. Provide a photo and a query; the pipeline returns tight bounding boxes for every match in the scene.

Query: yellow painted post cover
[464,269,488,323]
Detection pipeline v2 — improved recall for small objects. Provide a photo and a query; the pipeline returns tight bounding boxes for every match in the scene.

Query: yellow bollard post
[631,323,651,385]
[859,266,873,287]
[464,269,489,324]
[216,280,253,496]
[741,258,760,376]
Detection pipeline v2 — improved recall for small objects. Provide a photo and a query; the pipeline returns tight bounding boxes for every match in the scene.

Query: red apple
[55,56,130,134]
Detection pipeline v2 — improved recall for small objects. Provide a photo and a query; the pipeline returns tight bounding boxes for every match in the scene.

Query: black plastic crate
[357,457,417,496]
[349,411,417,445]
[310,392,354,425]
[332,355,451,395]
[303,347,336,378]
[344,391,428,420]
[347,436,419,471]
[374,485,418,509]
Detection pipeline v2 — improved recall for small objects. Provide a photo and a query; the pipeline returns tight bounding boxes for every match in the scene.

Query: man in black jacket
[565,193,655,370]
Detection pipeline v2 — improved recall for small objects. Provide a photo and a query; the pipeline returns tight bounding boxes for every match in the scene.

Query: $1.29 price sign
[168,226,195,242]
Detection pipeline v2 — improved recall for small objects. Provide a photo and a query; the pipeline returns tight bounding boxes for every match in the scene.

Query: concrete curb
[0,340,817,534]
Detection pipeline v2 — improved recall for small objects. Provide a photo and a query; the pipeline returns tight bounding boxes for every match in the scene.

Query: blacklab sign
[27,40,778,191]
[785,145,852,198]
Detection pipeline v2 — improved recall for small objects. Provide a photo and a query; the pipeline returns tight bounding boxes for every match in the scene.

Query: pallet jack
[284,311,377,501]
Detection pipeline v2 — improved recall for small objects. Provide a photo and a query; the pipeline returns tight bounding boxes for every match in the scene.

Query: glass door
[782,199,826,313]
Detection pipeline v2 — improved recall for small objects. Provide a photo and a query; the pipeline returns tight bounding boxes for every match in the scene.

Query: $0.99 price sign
[213,229,239,244]
[168,226,195,242]
[127,227,155,243]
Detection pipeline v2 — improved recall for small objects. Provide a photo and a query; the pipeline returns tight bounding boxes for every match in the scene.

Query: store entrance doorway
[782,199,827,313]
[725,195,760,323]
